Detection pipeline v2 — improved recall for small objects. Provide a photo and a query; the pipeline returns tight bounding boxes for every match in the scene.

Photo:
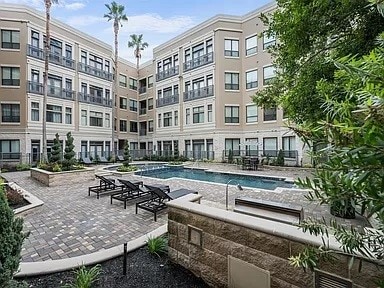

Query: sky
[0,0,272,63]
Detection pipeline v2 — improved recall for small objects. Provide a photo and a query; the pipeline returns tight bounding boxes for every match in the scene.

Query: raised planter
[30,167,95,187]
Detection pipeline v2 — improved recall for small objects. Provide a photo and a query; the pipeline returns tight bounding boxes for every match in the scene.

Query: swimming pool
[135,167,293,190]
[105,162,167,171]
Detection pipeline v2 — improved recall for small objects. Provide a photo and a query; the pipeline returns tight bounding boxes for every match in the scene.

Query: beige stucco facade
[0,2,308,165]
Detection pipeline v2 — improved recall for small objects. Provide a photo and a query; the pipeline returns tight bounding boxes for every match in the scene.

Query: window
[263,65,276,85]
[81,110,87,126]
[2,67,20,86]
[224,39,239,57]
[174,111,178,126]
[263,137,277,156]
[46,104,62,123]
[119,74,127,87]
[31,31,39,48]
[89,111,103,127]
[129,78,137,90]
[245,36,257,56]
[184,48,191,62]
[31,102,39,121]
[148,120,154,132]
[0,140,20,159]
[148,75,153,88]
[192,43,204,59]
[207,104,212,122]
[130,121,138,132]
[65,44,72,59]
[105,113,110,128]
[105,60,110,72]
[263,33,276,50]
[263,106,277,121]
[225,138,240,156]
[193,106,204,123]
[206,39,213,54]
[148,98,153,110]
[129,99,137,112]
[163,57,171,71]
[225,106,239,123]
[120,97,127,109]
[283,136,296,158]
[246,105,258,123]
[186,108,190,125]
[89,54,102,69]
[157,114,162,128]
[163,112,172,127]
[65,107,72,124]
[246,70,258,89]
[120,119,127,132]
[1,104,20,122]
[225,72,239,90]
[173,54,179,66]
[1,30,20,49]
[81,50,87,64]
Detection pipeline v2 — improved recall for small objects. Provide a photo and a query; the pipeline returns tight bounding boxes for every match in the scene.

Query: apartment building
[0,2,306,165]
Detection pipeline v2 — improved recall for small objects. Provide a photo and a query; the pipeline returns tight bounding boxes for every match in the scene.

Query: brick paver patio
[3,162,369,262]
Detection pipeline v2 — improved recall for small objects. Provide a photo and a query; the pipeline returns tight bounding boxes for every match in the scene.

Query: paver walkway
[3,163,369,262]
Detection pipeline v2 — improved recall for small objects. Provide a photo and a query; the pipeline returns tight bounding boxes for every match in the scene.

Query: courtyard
[2,162,369,264]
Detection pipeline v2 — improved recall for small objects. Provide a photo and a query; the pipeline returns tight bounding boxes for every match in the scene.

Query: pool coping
[15,224,167,277]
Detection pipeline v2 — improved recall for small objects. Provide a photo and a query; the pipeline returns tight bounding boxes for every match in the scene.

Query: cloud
[64,2,85,10]
[65,15,104,27]
[121,14,196,34]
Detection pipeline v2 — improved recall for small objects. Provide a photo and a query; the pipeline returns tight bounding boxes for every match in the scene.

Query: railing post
[123,242,127,275]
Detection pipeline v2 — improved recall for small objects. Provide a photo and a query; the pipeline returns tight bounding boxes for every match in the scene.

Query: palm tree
[104,1,128,159]
[42,0,58,163]
[128,34,148,148]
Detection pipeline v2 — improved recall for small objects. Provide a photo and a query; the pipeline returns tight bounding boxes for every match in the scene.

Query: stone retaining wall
[30,167,95,187]
[167,200,383,288]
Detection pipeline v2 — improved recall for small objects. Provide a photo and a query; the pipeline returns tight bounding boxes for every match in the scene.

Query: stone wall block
[200,262,227,288]
[168,246,178,263]
[177,251,190,270]
[177,223,188,240]
[214,221,248,246]
[168,234,178,250]
[203,233,231,257]
[177,238,189,256]
[168,208,190,225]
[168,220,178,236]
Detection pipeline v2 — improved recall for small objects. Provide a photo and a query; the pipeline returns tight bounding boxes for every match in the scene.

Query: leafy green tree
[104,1,128,158]
[0,181,27,286]
[276,149,284,166]
[123,140,130,167]
[291,33,384,273]
[254,0,384,124]
[62,132,76,171]
[49,133,61,163]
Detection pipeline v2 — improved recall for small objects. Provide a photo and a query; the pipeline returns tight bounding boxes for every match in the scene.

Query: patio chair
[82,157,93,165]
[117,155,124,162]
[88,176,127,199]
[136,185,197,221]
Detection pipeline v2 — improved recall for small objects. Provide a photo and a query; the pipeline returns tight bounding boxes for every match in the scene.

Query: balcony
[139,129,147,136]
[78,92,112,107]
[156,94,179,108]
[183,85,214,102]
[139,108,147,115]
[26,81,74,100]
[27,45,75,69]
[78,63,113,81]
[139,87,147,94]
[183,52,213,72]
[156,65,179,82]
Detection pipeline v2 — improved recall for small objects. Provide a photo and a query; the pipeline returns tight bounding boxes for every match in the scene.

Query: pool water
[135,167,293,190]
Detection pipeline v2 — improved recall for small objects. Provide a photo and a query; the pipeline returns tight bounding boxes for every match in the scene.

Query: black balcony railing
[183,150,214,160]
[2,116,20,123]
[156,94,179,108]
[183,85,214,102]
[139,129,147,136]
[139,108,146,115]
[183,52,214,72]
[78,63,113,81]
[27,44,75,69]
[138,87,147,94]
[78,92,112,107]
[27,81,74,100]
[156,65,179,82]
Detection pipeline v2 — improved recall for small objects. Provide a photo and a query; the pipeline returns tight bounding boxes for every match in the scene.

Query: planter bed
[30,167,95,187]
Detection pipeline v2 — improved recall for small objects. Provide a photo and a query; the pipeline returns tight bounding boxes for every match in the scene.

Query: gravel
[19,247,209,288]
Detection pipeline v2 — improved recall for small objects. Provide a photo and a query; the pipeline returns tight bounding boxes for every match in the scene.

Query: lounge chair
[110,179,169,209]
[82,157,93,165]
[88,176,127,199]
[117,155,124,161]
[136,185,197,221]
[99,156,109,163]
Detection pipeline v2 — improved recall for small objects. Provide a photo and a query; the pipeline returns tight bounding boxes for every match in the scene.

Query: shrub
[146,235,167,257]
[123,140,130,167]
[52,163,62,172]
[50,133,62,164]
[227,149,234,164]
[63,264,101,288]
[276,149,285,166]
[15,164,31,171]
[0,180,27,287]
[116,165,138,172]
[5,187,24,207]
[62,132,76,171]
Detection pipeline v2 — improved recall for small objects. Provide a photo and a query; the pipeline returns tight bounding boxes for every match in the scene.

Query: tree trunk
[112,22,118,159]
[136,51,140,150]
[42,1,51,163]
